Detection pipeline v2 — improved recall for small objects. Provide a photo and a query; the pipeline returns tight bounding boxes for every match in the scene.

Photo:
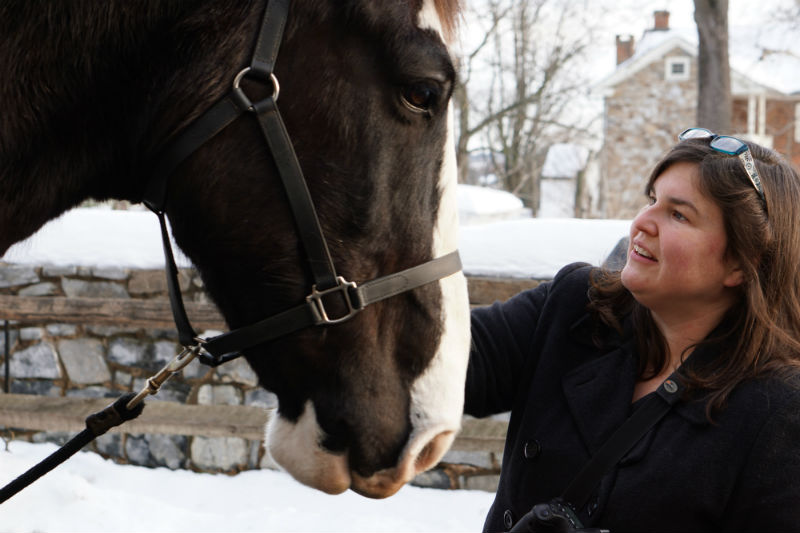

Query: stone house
[597,10,800,219]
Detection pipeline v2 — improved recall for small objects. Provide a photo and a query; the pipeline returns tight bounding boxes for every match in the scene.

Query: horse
[0,0,470,499]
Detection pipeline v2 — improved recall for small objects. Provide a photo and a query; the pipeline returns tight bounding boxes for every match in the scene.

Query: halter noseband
[142,0,462,366]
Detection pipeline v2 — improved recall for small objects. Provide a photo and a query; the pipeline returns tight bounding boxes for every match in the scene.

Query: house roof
[598,21,800,96]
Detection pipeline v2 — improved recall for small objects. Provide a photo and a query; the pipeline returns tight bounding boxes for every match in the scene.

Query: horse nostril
[413,430,454,473]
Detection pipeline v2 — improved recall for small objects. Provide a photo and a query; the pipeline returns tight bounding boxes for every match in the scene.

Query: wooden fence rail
[0,276,541,327]
[0,275,541,451]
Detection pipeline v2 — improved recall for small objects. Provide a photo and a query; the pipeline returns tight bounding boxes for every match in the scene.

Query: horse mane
[432,0,462,42]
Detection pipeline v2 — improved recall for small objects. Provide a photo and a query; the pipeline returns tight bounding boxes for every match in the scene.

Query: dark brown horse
[0,0,469,498]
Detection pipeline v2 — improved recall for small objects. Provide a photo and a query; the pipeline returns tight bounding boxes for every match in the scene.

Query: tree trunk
[453,78,471,184]
[694,0,731,132]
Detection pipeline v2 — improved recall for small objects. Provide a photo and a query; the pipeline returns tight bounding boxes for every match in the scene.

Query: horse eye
[400,82,438,114]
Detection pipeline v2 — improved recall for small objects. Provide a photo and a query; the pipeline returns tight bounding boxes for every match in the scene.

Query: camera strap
[561,370,685,511]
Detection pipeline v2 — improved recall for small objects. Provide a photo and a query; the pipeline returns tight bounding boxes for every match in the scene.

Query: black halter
[142,0,462,366]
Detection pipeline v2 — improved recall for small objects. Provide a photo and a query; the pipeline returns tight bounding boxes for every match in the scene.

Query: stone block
[217,357,258,387]
[10,343,60,378]
[191,436,248,471]
[66,386,113,398]
[10,380,61,396]
[62,279,129,299]
[58,338,111,384]
[32,431,72,446]
[182,358,212,380]
[114,370,132,389]
[0,265,39,288]
[197,384,241,406]
[152,340,179,367]
[125,434,151,465]
[128,269,191,295]
[127,270,166,295]
[87,325,140,336]
[108,338,147,366]
[95,433,123,458]
[148,434,187,470]
[42,265,78,277]
[46,323,78,337]
[245,388,278,410]
[19,327,44,341]
[91,266,129,280]
[18,282,57,296]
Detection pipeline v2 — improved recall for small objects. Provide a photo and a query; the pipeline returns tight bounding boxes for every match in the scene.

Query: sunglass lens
[710,136,747,156]
[679,127,713,140]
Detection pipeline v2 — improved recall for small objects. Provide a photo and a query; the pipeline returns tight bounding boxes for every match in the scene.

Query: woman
[466,129,800,532]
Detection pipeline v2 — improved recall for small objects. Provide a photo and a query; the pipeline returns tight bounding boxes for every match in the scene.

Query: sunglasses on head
[678,127,766,210]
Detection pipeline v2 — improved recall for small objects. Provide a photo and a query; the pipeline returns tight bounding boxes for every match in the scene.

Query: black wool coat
[465,263,800,533]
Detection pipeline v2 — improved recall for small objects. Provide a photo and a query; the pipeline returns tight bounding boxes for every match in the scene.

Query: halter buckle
[307,276,362,325]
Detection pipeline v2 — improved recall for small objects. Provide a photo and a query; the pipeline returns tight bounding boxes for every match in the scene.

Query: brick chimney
[653,10,670,30]
[616,35,635,65]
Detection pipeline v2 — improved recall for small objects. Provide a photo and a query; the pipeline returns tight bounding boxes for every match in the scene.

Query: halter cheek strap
[143,0,463,366]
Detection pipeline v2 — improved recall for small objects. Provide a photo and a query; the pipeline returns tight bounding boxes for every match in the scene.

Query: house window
[665,57,690,81]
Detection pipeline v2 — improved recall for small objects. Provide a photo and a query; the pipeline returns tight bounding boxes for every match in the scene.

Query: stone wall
[601,45,696,219]
[0,261,507,491]
[1,262,281,473]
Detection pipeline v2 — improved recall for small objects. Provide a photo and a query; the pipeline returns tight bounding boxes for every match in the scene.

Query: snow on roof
[601,21,800,95]
[541,143,589,179]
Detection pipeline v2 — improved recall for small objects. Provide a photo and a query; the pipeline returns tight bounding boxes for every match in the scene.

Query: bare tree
[453,0,598,213]
[694,0,731,132]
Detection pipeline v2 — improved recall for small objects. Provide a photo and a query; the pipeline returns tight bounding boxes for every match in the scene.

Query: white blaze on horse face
[405,0,472,479]
[266,401,351,494]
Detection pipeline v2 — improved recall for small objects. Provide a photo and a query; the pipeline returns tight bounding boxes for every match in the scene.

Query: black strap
[249,0,289,77]
[200,251,462,360]
[561,372,685,510]
[0,393,144,504]
[144,96,242,213]
[156,212,197,348]
[250,96,338,290]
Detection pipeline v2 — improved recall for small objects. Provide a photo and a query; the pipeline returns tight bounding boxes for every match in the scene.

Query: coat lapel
[561,316,638,454]
[562,344,638,454]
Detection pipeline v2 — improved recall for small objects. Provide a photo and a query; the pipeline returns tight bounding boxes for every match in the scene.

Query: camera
[509,499,609,533]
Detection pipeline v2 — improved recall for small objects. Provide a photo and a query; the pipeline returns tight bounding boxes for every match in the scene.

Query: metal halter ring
[232,67,280,109]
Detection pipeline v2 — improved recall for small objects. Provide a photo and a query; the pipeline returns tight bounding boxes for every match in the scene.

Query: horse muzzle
[265,401,459,498]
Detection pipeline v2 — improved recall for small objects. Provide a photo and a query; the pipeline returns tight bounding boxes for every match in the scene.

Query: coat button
[503,509,515,530]
[523,439,541,460]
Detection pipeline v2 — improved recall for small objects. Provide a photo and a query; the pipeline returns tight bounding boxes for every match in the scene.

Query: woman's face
[621,161,743,318]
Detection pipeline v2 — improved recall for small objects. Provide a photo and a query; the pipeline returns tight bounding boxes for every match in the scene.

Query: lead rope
[0,343,202,504]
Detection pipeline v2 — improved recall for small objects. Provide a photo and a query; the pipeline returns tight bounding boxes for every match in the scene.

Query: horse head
[0,0,469,498]
[159,0,469,497]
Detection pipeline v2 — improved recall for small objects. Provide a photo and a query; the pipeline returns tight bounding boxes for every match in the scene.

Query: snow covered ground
[0,441,493,533]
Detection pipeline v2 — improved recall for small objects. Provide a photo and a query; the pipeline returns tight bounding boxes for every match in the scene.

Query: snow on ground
[0,441,493,533]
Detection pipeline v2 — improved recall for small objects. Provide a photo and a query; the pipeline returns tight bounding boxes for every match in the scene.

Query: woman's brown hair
[589,137,800,415]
